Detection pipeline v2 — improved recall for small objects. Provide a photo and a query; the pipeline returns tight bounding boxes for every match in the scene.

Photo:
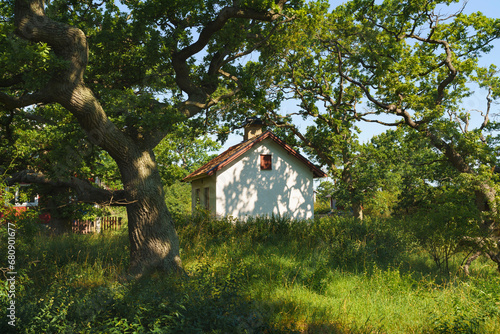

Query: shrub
[307,216,407,271]
[403,208,482,274]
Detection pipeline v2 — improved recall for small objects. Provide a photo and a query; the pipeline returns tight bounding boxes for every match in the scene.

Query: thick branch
[479,88,492,132]
[172,3,287,118]
[0,90,49,110]
[12,0,137,163]
[358,117,402,127]
[205,69,242,108]
[338,59,473,174]
[0,73,24,88]
[408,34,457,105]
[14,0,88,85]
[6,170,130,206]
[174,6,282,64]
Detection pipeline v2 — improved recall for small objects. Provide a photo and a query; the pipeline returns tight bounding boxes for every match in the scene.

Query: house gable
[183,130,326,182]
[214,138,316,219]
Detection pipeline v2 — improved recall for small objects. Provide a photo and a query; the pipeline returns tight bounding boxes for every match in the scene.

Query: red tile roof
[183,131,327,182]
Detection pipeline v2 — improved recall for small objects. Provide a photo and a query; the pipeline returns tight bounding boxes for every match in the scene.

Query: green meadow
[1,215,500,333]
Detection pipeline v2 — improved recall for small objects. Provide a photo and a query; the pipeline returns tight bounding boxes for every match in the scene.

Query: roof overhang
[183,130,327,182]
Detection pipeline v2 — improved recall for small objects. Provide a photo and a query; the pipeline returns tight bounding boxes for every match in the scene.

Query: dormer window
[260,154,272,170]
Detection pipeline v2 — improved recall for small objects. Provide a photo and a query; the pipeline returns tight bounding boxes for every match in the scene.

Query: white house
[183,118,327,220]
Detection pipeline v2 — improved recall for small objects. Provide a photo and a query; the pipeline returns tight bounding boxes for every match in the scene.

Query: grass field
[1,214,500,333]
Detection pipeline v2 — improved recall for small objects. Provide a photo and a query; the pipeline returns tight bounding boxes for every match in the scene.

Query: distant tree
[155,124,221,218]
[154,124,221,187]
[315,180,334,204]
[245,0,500,270]
[356,129,450,216]
[328,0,500,270]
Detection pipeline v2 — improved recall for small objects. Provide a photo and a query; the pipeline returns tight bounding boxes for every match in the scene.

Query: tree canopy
[236,0,500,269]
[0,0,300,277]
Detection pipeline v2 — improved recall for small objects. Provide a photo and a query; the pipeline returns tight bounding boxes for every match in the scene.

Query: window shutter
[260,154,272,170]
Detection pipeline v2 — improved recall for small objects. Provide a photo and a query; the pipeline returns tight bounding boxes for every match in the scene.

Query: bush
[308,216,408,270]
[314,200,331,215]
[402,199,482,274]
[164,181,192,218]
[0,207,41,279]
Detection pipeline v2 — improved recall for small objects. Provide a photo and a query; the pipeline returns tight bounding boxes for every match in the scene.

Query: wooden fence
[71,216,123,234]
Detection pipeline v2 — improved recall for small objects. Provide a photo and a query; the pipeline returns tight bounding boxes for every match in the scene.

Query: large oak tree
[329,0,500,270]
[0,0,297,277]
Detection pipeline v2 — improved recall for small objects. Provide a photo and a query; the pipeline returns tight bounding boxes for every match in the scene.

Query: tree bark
[352,201,363,220]
[341,148,363,220]
[117,149,182,277]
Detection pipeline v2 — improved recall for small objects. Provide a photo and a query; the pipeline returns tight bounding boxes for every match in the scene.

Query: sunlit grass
[178,216,500,333]
[24,229,129,290]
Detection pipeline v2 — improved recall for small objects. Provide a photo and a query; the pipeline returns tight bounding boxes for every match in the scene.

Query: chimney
[244,117,264,140]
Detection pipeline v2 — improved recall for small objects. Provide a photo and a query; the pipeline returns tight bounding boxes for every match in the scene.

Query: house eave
[182,130,327,182]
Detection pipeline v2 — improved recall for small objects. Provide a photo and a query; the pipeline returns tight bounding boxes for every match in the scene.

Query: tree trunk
[352,201,363,220]
[473,184,500,271]
[341,152,363,220]
[117,148,183,277]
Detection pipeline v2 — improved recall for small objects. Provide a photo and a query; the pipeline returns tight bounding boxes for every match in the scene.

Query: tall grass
[1,215,499,333]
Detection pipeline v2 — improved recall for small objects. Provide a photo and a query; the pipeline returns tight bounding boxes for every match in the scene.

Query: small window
[203,187,210,210]
[260,154,272,170]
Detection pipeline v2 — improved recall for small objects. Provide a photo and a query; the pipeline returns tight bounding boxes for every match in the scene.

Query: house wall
[190,176,216,212]
[214,139,314,220]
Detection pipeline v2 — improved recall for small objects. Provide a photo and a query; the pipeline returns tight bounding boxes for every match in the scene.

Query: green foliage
[0,226,286,334]
[402,182,483,274]
[0,208,40,247]
[179,213,408,272]
[354,128,494,273]
[0,179,40,252]
[164,181,192,218]
[363,189,399,218]
[314,199,331,215]
[315,180,334,204]
[431,277,500,334]
[2,0,500,329]
[310,216,409,270]
[14,265,270,334]
[154,123,221,186]
[1,0,300,278]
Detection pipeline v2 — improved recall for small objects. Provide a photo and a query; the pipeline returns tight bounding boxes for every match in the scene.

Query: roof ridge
[183,130,326,182]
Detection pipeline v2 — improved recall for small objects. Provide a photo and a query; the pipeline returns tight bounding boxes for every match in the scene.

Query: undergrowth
[1,214,499,333]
